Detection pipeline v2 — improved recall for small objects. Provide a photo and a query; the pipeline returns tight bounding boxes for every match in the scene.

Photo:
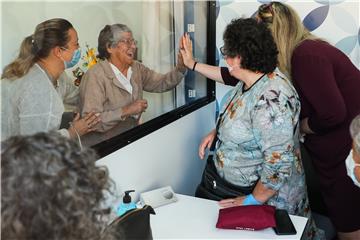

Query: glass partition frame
[93,1,216,157]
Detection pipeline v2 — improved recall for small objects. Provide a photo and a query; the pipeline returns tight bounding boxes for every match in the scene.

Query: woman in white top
[1,18,100,141]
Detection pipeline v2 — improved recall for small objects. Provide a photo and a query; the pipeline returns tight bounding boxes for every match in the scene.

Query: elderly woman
[1,132,114,240]
[180,18,323,239]
[346,115,360,187]
[1,18,100,142]
[80,24,186,146]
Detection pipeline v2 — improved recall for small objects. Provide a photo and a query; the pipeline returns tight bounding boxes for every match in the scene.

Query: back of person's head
[97,23,132,60]
[1,132,114,240]
[2,18,73,80]
[350,114,360,155]
[258,1,307,39]
[257,2,317,78]
[222,18,278,73]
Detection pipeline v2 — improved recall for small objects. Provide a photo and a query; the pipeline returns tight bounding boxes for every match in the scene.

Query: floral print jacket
[215,73,306,213]
[214,72,324,239]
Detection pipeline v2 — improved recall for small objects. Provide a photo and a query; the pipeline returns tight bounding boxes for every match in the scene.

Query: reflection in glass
[1,1,209,147]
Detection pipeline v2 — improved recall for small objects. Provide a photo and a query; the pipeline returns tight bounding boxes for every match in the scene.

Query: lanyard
[210,87,241,151]
[210,73,266,151]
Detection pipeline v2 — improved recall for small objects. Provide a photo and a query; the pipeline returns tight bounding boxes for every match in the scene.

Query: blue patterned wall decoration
[303,5,329,31]
[336,36,358,55]
[330,5,359,56]
[314,0,346,4]
[215,0,360,111]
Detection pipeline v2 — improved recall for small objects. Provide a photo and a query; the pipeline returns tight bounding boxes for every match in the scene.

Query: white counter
[151,194,308,239]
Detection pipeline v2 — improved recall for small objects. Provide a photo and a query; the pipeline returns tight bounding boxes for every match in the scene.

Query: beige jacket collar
[99,59,139,99]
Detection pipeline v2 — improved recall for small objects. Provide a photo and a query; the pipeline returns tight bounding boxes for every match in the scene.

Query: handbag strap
[210,73,266,151]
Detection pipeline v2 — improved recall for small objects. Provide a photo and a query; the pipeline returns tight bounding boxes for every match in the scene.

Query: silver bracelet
[69,122,83,150]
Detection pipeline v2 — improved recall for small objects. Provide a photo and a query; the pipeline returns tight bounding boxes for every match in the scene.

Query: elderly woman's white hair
[97,23,132,60]
[350,114,360,154]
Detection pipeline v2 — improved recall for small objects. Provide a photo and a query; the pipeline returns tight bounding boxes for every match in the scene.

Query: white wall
[97,102,216,201]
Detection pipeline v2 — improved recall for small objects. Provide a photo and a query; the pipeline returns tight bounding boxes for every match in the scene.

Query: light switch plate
[187,24,195,32]
[140,186,177,208]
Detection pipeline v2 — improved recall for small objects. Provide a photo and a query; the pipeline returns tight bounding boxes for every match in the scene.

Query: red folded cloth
[216,205,276,230]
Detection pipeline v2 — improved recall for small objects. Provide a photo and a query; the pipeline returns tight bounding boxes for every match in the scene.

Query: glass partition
[1,0,216,156]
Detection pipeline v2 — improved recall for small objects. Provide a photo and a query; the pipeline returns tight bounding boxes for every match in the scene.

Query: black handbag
[103,205,155,240]
[195,87,257,201]
[195,155,256,201]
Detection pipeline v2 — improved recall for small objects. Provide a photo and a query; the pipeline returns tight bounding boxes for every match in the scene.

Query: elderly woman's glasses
[119,38,138,47]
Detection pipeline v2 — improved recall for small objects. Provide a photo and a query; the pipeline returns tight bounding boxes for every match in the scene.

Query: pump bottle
[116,190,137,216]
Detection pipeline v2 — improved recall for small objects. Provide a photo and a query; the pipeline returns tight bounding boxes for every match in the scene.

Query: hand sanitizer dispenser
[116,190,137,216]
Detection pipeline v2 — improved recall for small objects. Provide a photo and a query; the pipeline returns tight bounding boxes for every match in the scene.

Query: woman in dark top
[256,2,360,239]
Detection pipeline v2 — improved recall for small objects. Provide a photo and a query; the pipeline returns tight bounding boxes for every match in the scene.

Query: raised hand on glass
[179,33,196,70]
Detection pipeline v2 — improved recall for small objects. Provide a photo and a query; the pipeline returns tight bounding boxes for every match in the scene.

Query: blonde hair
[257,2,320,79]
[1,18,73,80]
[1,36,37,80]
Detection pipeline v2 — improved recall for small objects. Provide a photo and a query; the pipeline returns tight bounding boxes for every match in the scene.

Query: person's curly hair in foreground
[1,132,114,240]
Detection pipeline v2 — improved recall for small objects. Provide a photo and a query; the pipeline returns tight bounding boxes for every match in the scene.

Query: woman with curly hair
[180,18,324,239]
[1,132,115,240]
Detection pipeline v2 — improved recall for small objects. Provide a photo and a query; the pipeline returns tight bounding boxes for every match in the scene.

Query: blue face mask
[63,48,81,69]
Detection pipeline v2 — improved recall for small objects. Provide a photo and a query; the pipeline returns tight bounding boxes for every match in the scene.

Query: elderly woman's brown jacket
[79,59,185,146]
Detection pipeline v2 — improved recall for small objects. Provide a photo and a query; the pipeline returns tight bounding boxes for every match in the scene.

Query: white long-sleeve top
[1,64,70,141]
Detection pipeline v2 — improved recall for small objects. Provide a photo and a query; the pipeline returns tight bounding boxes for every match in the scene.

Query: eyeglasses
[119,38,138,47]
[219,46,227,57]
[219,46,234,58]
